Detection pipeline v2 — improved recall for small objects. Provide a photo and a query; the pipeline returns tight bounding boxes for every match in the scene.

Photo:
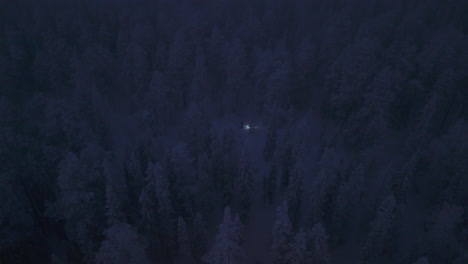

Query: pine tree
[362,195,396,263]
[47,149,106,261]
[348,164,365,206]
[139,162,175,259]
[327,38,380,119]
[126,151,144,202]
[263,125,277,162]
[204,207,245,264]
[192,212,209,260]
[127,41,151,92]
[286,162,304,227]
[266,164,278,204]
[238,150,253,223]
[309,222,330,264]
[412,257,429,264]
[414,89,443,145]
[361,67,396,148]
[392,153,418,203]
[281,145,294,189]
[103,153,127,224]
[177,217,192,260]
[310,168,338,223]
[190,42,210,103]
[295,35,316,81]
[285,229,311,264]
[233,213,244,246]
[207,26,226,75]
[264,60,293,117]
[272,201,293,264]
[252,47,275,113]
[168,30,192,74]
[145,71,174,127]
[224,40,248,113]
[221,129,236,207]
[95,223,150,264]
[329,179,350,244]
[0,172,36,259]
[148,163,173,217]
[427,202,463,261]
[330,164,365,243]
[105,183,125,226]
[183,103,211,180]
[170,142,195,185]
[292,119,310,160]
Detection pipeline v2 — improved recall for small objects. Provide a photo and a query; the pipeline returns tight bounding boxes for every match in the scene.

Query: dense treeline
[0,0,467,263]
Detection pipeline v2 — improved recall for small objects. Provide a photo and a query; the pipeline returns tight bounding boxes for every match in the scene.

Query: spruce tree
[272,201,293,264]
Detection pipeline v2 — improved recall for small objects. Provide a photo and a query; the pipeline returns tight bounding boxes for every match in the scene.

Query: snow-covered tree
[139,162,175,258]
[177,217,192,261]
[309,222,330,264]
[190,42,210,103]
[286,162,304,227]
[328,179,350,243]
[295,35,316,82]
[192,212,209,260]
[272,201,293,264]
[427,202,463,261]
[147,162,173,217]
[224,40,248,113]
[348,164,365,207]
[291,119,310,160]
[329,164,365,243]
[221,129,237,207]
[169,142,195,185]
[392,152,418,203]
[362,195,396,263]
[145,71,175,127]
[319,12,353,61]
[103,153,128,222]
[105,183,125,226]
[285,229,311,264]
[204,207,245,264]
[266,164,278,204]
[309,168,338,223]
[238,150,254,222]
[412,256,429,264]
[47,147,106,261]
[252,47,275,113]
[206,25,226,73]
[264,60,293,117]
[281,145,295,189]
[327,38,381,119]
[168,30,192,74]
[126,151,144,202]
[182,103,211,180]
[263,125,277,162]
[0,172,36,257]
[95,223,150,264]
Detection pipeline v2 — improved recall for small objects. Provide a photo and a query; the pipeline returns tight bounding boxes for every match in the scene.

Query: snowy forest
[0,0,467,263]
